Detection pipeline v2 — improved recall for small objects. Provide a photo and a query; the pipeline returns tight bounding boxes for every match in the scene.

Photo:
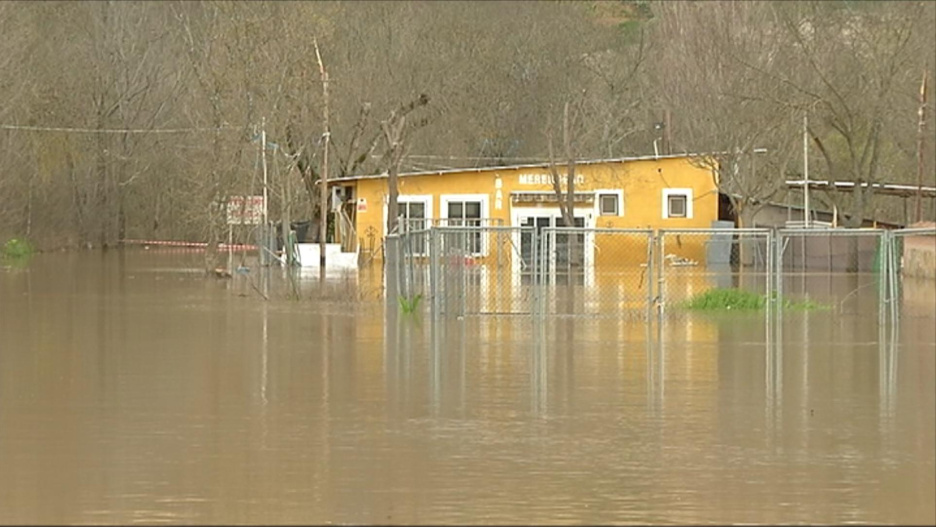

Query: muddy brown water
[0,249,933,524]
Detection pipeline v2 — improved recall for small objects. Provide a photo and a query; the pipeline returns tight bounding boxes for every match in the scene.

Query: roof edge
[328,152,714,183]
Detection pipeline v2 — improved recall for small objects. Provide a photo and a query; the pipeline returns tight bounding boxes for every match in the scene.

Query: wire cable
[0,124,236,134]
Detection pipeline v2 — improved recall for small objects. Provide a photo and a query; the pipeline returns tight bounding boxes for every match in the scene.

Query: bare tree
[381,94,430,234]
[773,1,931,227]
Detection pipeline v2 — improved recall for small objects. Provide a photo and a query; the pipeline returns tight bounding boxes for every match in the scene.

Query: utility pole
[314,38,329,276]
[261,116,270,265]
[803,113,810,229]
[916,69,928,224]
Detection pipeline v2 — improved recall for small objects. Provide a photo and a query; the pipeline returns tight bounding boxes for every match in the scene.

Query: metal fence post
[646,230,654,321]
[460,229,468,318]
[430,227,441,320]
[877,230,888,328]
[775,229,785,311]
[532,227,541,318]
[889,230,899,324]
[657,231,666,318]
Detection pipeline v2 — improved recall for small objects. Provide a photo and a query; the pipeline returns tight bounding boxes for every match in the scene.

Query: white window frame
[382,194,433,237]
[662,188,693,219]
[594,189,624,217]
[441,194,490,256]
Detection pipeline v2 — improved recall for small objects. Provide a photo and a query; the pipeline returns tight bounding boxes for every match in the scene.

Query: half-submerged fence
[386,225,935,323]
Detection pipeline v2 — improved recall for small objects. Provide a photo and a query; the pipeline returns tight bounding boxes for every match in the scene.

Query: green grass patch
[681,288,766,311]
[398,294,423,315]
[1,238,34,265]
[679,288,829,312]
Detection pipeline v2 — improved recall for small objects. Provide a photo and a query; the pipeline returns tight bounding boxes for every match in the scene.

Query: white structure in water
[296,243,358,269]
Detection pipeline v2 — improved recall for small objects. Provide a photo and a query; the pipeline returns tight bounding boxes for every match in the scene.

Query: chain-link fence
[538,227,654,319]
[429,226,537,316]
[657,228,773,316]
[384,225,931,325]
[776,228,887,315]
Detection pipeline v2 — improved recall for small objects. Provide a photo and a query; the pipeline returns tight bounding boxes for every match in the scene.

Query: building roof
[327,152,709,184]
[786,180,936,199]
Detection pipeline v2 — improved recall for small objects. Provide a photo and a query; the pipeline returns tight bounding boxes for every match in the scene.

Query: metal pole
[430,228,441,319]
[261,118,268,227]
[766,230,773,333]
[228,224,233,275]
[657,232,666,318]
[878,231,888,329]
[891,232,900,324]
[646,231,654,322]
[261,117,270,266]
[532,228,540,319]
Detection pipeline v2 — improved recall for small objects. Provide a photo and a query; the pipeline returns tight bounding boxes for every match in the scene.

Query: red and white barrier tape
[120,239,258,251]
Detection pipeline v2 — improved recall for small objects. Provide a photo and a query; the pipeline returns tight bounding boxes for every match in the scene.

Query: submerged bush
[680,288,829,312]
[398,294,423,315]
[2,238,34,261]
[681,288,766,311]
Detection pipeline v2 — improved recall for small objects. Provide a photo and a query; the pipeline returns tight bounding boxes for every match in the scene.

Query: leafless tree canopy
[0,0,933,249]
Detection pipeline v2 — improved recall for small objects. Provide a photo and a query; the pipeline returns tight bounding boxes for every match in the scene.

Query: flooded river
[1,249,933,524]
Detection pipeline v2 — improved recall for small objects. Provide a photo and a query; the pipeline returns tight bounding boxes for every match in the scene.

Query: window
[599,194,619,216]
[442,195,488,255]
[667,195,687,217]
[594,190,624,217]
[401,201,426,254]
[401,201,427,229]
[663,189,693,219]
[387,196,432,255]
[447,200,482,226]
[447,200,482,254]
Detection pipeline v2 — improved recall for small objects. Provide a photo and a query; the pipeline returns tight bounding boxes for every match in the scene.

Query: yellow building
[325,154,722,315]
[333,153,718,258]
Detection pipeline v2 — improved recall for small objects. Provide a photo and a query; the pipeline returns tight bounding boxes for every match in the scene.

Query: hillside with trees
[0,0,933,250]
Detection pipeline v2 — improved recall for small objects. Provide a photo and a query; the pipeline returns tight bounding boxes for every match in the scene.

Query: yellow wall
[348,156,718,263]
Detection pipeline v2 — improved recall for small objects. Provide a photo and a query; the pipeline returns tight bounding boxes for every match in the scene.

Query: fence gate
[776,228,887,316]
[430,226,537,316]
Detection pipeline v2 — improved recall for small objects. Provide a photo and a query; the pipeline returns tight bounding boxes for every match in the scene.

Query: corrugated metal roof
[786,180,936,198]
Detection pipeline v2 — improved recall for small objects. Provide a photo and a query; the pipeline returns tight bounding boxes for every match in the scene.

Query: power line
[407,153,548,163]
[0,124,236,134]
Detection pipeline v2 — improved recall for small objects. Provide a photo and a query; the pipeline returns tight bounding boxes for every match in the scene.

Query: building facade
[333,153,719,267]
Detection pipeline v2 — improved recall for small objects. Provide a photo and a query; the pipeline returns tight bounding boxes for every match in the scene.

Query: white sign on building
[518,173,585,186]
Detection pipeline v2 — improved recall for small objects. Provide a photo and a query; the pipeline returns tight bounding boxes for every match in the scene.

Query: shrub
[681,288,766,311]
[680,288,829,312]
[2,238,34,261]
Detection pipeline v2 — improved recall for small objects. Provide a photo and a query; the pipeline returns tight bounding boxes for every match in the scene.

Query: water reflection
[0,250,932,524]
